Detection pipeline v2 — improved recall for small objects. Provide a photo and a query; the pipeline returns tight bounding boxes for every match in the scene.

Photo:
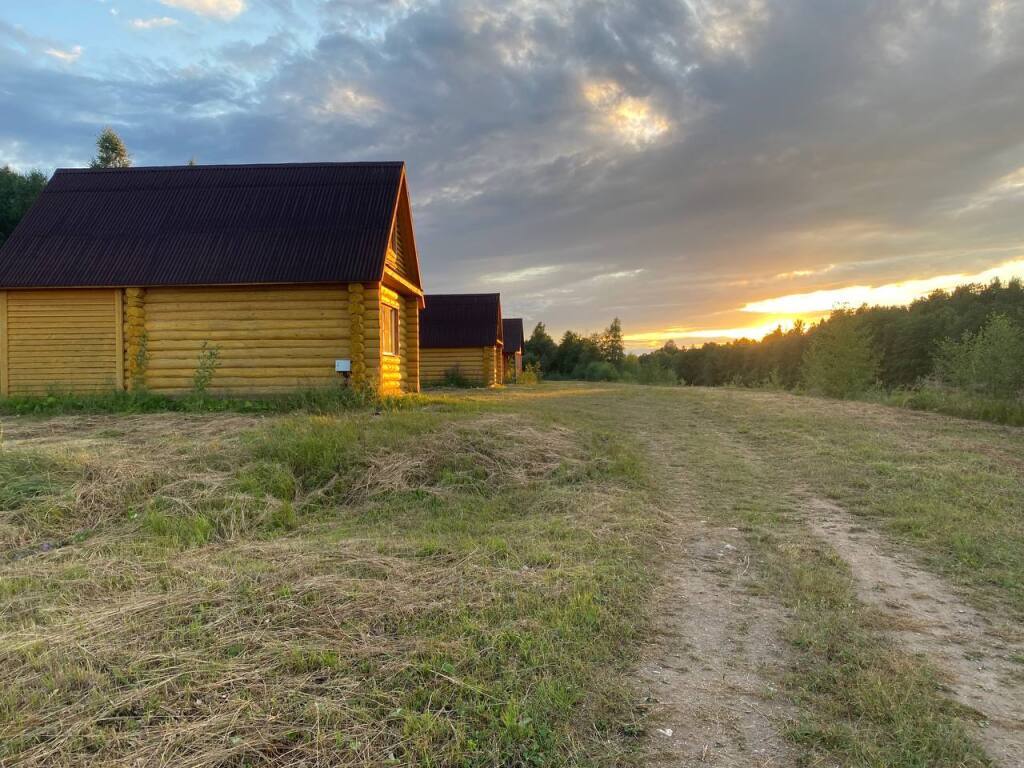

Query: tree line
[524,278,1024,405]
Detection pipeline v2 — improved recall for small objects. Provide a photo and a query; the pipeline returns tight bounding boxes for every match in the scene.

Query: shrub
[582,361,619,382]
[801,314,880,398]
[440,366,474,388]
[885,384,1024,427]
[637,360,677,385]
[519,362,542,386]
[934,313,1024,399]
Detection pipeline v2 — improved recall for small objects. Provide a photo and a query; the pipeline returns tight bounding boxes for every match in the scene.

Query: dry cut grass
[0,405,654,767]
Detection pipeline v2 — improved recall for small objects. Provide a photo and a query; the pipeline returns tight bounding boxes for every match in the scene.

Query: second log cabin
[420,294,504,386]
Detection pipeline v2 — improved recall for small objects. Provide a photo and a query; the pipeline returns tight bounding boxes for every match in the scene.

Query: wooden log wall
[141,286,352,394]
[0,289,121,395]
[362,284,382,391]
[420,346,490,385]
[0,283,424,397]
[124,288,146,390]
[404,296,420,393]
[348,283,366,386]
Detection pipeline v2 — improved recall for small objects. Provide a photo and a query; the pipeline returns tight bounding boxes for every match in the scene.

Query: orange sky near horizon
[622,258,1024,350]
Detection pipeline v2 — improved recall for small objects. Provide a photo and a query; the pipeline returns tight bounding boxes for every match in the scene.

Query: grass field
[2,383,1022,766]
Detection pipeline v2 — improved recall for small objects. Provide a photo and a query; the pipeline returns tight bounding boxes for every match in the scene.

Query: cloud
[625,318,798,347]
[315,84,385,123]
[43,45,83,63]
[957,165,1024,214]
[774,265,834,280]
[590,269,646,282]
[683,0,770,57]
[483,265,563,285]
[582,79,672,147]
[4,0,1024,344]
[159,0,245,20]
[129,17,179,30]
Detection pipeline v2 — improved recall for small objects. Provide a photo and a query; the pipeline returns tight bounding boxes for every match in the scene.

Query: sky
[2,0,1024,349]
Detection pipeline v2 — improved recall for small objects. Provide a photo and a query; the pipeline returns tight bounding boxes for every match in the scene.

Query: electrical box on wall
[335,359,352,373]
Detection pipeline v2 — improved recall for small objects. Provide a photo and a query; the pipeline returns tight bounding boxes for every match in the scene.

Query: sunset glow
[625,258,1024,350]
[624,318,802,348]
[741,259,1024,315]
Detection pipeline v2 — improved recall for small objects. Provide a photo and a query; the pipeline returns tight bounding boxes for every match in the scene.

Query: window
[382,304,400,356]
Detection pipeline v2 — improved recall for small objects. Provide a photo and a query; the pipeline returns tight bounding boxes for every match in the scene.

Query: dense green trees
[934,313,1024,398]
[527,279,1024,405]
[639,278,1024,400]
[800,311,880,398]
[525,318,628,380]
[0,166,48,247]
[524,322,557,371]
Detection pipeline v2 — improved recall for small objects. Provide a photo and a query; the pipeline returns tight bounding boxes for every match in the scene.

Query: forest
[525,279,1024,423]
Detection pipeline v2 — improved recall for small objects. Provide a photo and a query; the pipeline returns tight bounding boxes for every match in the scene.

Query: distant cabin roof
[421,294,503,348]
[502,318,525,354]
[0,162,413,288]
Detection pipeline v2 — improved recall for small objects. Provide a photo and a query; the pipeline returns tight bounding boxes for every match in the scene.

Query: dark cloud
[2,0,1024,342]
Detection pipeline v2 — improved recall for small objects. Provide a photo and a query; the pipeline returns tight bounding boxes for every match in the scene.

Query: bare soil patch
[637,523,797,767]
[807,497,1024,766]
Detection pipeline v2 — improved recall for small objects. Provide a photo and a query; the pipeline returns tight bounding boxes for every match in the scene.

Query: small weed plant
[191,341,221,395]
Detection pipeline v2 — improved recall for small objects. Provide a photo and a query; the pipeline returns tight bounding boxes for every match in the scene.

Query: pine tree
[90,127,131,169]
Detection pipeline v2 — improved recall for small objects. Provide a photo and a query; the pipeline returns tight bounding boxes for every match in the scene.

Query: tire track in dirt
[629,400,797,768]
[807,497,1024,767]
[637,524,797,767]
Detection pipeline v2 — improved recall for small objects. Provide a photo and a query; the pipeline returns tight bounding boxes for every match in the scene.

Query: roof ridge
[54,161,406,175]
[426,293,501,299]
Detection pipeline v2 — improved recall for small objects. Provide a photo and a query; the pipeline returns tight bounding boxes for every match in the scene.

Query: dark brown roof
[0,162,409,288]
[421,294,503,348]
[502,318,524,354]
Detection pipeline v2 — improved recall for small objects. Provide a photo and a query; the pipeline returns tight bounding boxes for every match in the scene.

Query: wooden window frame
[381,303,400,356]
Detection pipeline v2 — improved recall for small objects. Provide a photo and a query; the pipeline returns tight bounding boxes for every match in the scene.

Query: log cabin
[420,294,504,386]
[502,318,525,382]
[0,162,424,396]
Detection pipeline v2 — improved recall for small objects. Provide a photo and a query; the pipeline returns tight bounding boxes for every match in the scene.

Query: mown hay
[1,408,654,767]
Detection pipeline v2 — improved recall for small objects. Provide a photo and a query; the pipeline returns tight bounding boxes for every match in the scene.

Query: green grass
[709,388,1024,616]
[879,385,1024,427]
[0,384,409,417]
[1,382,1020,766]
[0,449,76,511]
[775,537,987,767]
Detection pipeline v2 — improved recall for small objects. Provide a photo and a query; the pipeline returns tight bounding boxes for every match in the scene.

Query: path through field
[521,384,1024,766]
[808,498,1024,765]
[630,408,797,766]
[635,524,796,767]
